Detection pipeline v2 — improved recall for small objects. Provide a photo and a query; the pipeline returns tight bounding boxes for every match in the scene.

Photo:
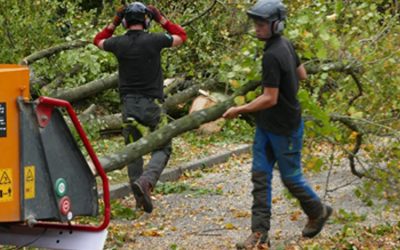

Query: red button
[59,197,71,215]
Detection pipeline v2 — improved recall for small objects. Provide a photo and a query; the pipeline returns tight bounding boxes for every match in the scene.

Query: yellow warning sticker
[24,166,35,200]
[0,168,13,202]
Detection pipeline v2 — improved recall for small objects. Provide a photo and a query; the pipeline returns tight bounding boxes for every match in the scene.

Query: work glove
[147,5,163,23]
[113,5,126,26]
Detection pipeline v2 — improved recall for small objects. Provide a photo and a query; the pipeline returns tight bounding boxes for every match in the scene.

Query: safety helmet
[247,0,287,35]
[124,2,152,28]
[247,0,287,22]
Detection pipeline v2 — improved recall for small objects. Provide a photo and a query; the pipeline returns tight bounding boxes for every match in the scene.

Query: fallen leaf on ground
[290,210,302,221]
[140,229,164,237]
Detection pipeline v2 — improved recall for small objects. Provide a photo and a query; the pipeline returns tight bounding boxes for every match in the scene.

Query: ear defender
[144,14,151,30]
[275,21,284,33]
[122,18,127,29]
[272,7,285,34]
[272,20,284,34]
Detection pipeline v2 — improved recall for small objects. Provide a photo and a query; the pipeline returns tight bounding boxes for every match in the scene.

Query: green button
[55,178,67,197]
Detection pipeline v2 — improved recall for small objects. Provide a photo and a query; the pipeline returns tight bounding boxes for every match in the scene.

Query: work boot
[132,177,153,213]
[302,204,333,238]
[132,190,144,209]
[236,232,270,250]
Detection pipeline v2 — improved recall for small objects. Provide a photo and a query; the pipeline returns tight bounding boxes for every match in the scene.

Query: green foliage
[332,208,367,225]
[286,0,400,204]
[155,181,223,196]
[110,200,138,220]
[298,89,337,138]
[181,118,253,149]
[169,244,180,250]
[356,142,400,205]
[354,186,375,207]
[219,118,255,143]
[294,222,400,249]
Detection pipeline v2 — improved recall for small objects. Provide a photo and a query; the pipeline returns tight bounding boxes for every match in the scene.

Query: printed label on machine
[0,103,6,137]
[0,168,13,202]
[24,166,36,199]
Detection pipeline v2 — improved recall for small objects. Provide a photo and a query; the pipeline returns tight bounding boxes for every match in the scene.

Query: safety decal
[24,166,36,200]
[0,168,13,202]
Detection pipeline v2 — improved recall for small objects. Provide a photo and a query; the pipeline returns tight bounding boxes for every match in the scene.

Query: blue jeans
[251,121,322,232]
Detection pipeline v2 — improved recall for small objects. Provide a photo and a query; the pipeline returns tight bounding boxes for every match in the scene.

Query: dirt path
[109,153,399,249]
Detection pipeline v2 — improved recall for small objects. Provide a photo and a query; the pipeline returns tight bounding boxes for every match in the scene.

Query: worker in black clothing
[223,0,332,248]
[94,2,187,213]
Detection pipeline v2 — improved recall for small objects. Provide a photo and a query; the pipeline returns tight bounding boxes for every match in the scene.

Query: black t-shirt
[104,30,173,99]
[254,35,302,135]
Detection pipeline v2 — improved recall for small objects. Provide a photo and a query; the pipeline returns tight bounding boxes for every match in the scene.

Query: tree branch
[51,73,118,102]
[20,40,89,65]
[305,61,360,74]
[330,115,365,178]
[350,133,364,178]
[348,72,363,106]
[78,104,97,123]
[182,0,218,27]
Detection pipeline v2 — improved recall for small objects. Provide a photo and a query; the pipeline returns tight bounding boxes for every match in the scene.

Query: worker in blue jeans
[223,0,332,248]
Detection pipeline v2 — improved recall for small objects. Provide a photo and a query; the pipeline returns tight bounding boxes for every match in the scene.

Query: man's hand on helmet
[147,5,163,23]
[113,5,126,26]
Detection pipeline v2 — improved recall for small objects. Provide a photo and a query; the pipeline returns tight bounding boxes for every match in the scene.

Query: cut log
[189,94,225,134]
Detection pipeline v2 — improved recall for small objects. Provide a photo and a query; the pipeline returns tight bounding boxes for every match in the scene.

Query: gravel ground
[110,153,399,250]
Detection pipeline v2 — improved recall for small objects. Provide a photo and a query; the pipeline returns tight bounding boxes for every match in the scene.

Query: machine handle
[35,96,110,232]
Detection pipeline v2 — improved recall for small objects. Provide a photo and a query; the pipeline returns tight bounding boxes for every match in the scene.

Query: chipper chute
[0,65,110,249]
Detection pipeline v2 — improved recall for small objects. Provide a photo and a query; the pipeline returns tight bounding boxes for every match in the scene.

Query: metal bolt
[27,215,38,227]
[67,211,73,221]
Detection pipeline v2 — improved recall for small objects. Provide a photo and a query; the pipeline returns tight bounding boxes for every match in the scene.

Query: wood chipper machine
[0,65,110,250]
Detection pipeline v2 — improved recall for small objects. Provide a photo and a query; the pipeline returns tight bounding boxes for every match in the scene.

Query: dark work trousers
[251,121,323,233]
[121,95,172,188]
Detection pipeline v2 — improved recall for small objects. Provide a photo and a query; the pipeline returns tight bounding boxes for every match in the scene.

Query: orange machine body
[0,64,30,222]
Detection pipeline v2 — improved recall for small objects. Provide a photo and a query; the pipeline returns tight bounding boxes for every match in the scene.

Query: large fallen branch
[99,80,259,173]
[20,40,88,65]
[52,73,118,102]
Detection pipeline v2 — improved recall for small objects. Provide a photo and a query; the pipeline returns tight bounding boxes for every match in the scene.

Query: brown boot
[302,204,333,238]
[132,177,153,213]
[236,232,270,250]
[132,191,144,209]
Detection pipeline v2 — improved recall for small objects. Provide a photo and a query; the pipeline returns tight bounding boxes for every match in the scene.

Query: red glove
[147,5,162,23]
[113,5,126,26]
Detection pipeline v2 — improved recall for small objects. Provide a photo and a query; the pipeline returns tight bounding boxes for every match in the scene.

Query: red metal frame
[34,96,110,232]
